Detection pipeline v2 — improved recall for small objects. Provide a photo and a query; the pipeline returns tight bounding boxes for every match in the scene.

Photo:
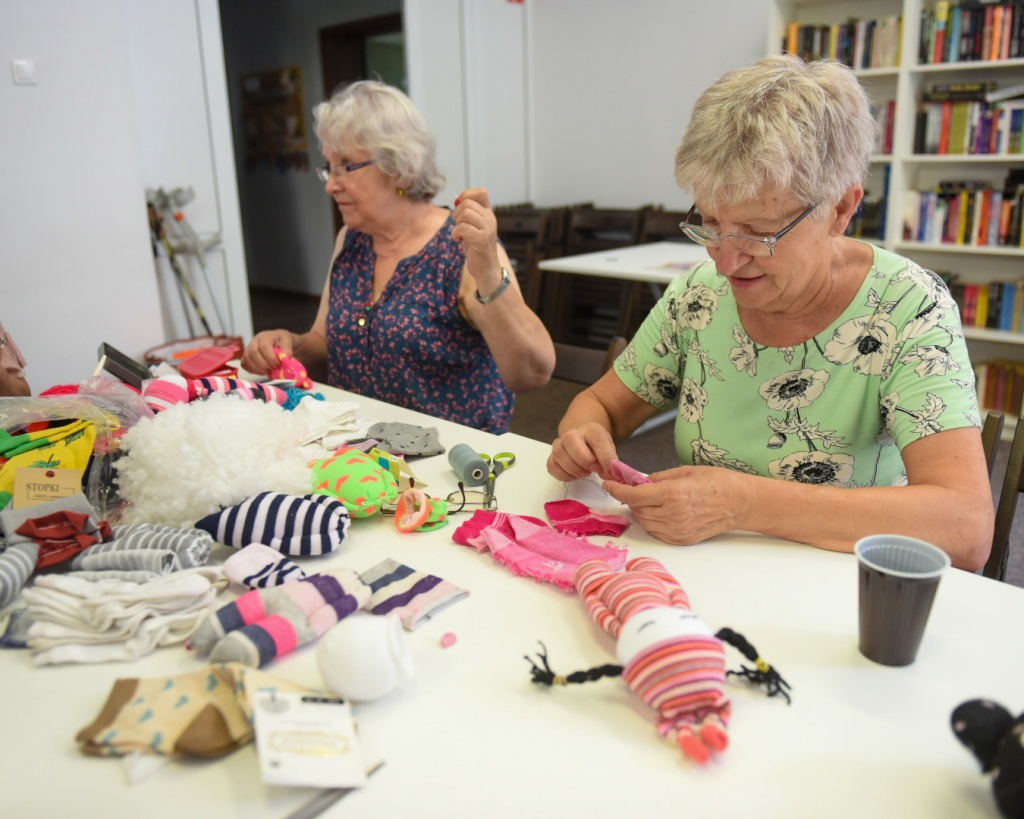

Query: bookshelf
[769,0,1024,431]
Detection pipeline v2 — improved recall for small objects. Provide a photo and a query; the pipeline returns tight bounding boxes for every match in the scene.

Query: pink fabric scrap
[451,510,547,552]
[609,459,653,486]
[544,499,631,537]
[454,512,628,591]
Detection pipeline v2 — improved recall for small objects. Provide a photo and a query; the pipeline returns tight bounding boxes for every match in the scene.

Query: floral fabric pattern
[615,244,979,488]
[325,217,513,433]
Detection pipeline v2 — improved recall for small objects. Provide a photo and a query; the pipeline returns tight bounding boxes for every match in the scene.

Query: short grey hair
[313,80,445,201]
[674,55,876,213]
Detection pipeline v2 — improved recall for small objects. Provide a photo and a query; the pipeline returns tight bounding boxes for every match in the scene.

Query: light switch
[11,59,37,85]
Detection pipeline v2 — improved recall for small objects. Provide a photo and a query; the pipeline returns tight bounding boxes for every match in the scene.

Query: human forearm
[610,427,994,571]
[472,294,554,393]
[739,477,992,571]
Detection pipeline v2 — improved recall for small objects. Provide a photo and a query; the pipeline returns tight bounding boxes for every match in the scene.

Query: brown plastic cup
[855,535,950,666]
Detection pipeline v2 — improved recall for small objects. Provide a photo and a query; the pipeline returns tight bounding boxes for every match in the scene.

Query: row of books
[913,94,1024,155]
[902,170,1024,247]
[949,278,1024,330]
[874,99,898,155]
[782,16,902,69]
[975,359,1024,416]
[919,2,1024,64]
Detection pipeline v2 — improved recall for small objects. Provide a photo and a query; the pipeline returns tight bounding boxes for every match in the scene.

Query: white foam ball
[317,613,414,702]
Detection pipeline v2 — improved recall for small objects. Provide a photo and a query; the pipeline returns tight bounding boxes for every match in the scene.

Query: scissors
[443,451,516,513]
[480,451,516,498]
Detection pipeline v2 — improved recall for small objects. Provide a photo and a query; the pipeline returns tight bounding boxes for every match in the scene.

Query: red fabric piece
[544,499,630,537]
[38,384,81,396]
[16,511,112,568]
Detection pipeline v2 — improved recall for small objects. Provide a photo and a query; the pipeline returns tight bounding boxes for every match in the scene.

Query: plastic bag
[0,376,153,520]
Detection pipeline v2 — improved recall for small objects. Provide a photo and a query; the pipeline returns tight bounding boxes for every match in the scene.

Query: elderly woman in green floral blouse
[547,55,992,571]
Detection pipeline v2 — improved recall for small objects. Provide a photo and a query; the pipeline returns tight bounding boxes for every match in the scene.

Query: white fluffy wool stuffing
[116,394,312,528]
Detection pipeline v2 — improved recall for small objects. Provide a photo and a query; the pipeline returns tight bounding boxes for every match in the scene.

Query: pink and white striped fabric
[142,375,289,414]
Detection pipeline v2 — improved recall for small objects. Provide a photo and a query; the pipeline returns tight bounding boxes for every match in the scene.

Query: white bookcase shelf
[770,0,1024,429]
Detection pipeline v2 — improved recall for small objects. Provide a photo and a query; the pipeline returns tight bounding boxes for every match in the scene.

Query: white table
[538,241,709,340]
[2,385,1021,818]
[538,240,709,285]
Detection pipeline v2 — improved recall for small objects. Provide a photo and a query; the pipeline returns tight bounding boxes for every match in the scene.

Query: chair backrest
[987,413,1023,581]
[496,209,554,310]
[565,206,649,255]
[552,336,626,385]
[639,207,698,244]
[982,410,1005,477]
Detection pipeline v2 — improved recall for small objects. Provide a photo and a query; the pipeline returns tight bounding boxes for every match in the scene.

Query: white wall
[527,1,770,210]
[405,0,530,209]
[0,0,165,393]
[219,0,402,295]
[123,0,251,342]
[0,0,248,394]
[406,0,770,212]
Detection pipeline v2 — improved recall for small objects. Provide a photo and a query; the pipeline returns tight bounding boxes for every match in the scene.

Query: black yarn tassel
[716,627,792,704]
[524,641,622,686]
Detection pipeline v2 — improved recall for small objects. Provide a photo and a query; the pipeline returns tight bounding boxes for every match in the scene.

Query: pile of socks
[22,566,222,665]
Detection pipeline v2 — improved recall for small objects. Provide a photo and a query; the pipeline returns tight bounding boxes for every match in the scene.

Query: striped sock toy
[190,570,370,667]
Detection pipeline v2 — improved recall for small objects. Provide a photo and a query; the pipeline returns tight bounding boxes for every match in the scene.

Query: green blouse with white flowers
[615,243,980,488]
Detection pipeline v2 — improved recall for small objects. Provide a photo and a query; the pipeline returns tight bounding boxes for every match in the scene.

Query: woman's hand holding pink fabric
[547,423,619,482]
[241,330,294,376]
[603,466,746,546]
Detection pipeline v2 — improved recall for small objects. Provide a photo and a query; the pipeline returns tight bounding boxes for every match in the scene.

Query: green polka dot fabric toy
[310,447,399,518]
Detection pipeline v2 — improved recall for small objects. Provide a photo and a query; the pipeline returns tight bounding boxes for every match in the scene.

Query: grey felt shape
[367,422,445,457]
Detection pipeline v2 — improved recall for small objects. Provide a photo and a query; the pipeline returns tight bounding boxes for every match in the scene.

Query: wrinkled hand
[451,187,502,292]
[241,330,293,376]
[547,423,619,482]
[603,466,745,546]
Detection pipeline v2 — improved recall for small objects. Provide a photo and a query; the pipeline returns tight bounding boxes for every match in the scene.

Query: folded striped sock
[0,542,40,608]
[223,543,307,589]
[71,523,213,574]
[195,492,351,556]
[359,558,468,631]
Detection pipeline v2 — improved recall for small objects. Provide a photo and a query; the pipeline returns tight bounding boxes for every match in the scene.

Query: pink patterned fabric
[451,510,628,590]
[142,375,289,414]
[608,459,652,486]
[451,511,547,551]
[544,499,630,537]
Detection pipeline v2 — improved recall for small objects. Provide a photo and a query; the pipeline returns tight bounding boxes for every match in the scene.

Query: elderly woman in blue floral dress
[242,80,554,433]
[547,55,993,571]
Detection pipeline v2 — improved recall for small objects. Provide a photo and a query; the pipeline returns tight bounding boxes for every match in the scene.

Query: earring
[397,188,405,197]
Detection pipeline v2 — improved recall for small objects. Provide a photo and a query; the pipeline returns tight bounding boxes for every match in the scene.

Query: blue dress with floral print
[324,217,513,433]
[615,243,979,487]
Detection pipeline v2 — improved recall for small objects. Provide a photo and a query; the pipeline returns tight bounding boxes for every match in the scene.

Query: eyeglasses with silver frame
[445,481,498,514]
[679,202,818,257]
[315,159,376,183]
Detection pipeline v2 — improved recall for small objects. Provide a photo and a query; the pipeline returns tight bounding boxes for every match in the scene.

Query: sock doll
[527,556,790,764]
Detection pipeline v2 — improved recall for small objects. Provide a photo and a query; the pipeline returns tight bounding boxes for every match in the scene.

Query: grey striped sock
[70,523,213,574]
[0,542,40,608]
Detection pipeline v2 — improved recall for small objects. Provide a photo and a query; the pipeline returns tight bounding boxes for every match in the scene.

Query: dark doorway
[319,13,407,234]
